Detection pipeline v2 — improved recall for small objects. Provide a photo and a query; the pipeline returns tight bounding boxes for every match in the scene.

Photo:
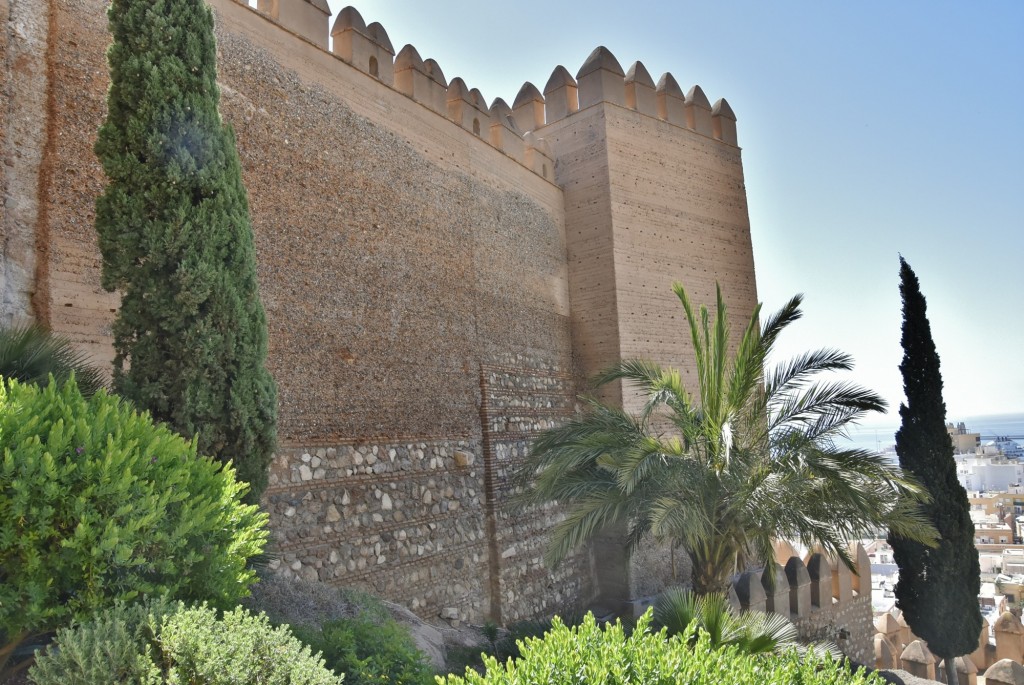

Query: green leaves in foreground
[30,600,343,685]
[0,376,268,676]
[439,611,883,685]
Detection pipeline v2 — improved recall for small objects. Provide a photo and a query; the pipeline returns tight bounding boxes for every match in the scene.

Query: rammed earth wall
[3,0,764,627]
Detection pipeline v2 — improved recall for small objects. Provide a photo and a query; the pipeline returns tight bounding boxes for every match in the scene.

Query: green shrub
[30,600,343,685]
[0,377,268,675]
[291,613,434,685]
[444,615,578,675]
[27,598,176,684]
[439,611,884,685]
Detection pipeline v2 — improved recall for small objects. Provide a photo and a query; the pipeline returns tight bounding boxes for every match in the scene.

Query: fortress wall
[1,0,54,325]
[538,106,622,405]
[30,0,589,623]
[602,105,758,416]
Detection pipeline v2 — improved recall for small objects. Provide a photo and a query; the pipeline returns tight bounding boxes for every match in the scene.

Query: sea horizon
[838,411,1024,454]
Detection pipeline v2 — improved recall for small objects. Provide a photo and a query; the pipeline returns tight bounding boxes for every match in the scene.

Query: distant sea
[837,412,1024,454]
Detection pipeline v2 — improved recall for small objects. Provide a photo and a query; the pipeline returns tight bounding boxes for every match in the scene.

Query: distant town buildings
[869,422,1024,669]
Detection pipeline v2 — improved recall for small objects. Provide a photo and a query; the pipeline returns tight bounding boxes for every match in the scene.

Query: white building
[956,453,1024,492]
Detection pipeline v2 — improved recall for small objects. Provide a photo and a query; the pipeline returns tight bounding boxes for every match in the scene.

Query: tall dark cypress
[889,257,981,683]
[95,0,277,501]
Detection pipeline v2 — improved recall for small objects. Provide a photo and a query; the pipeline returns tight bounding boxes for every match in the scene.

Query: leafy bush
[30,600,343,685]
[439,611,884,685]
[291,612,434,685]
[27,598,176,684]
[0,377,268,675]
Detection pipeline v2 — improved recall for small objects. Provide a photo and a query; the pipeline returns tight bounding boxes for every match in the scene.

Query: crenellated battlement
[234,1,741,182]
[728,542,875,662]
[6,0,759,629]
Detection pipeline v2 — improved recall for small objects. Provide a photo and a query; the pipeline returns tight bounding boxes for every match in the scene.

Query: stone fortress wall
[1,0,758,625]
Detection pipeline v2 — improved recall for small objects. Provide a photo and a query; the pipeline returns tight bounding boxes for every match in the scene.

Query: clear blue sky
[319,0,1024,422]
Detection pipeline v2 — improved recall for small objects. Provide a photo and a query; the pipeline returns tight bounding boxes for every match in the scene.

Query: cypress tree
[95,0,277,501]
[889,257,980,684]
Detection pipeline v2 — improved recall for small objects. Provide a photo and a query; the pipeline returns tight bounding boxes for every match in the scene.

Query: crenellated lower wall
[728,543,876,665]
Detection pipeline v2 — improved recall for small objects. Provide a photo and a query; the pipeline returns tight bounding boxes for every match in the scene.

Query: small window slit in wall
[369,56,379,78]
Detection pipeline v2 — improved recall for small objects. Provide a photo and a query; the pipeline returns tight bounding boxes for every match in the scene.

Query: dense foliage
[889,257,981,680]
[0,377,267,677]
[95,0,277,500]
[291,614,435,685]
[439,612,884,685]
[0,323,104,396]
[518,282,937,594]
[29,600,343,685]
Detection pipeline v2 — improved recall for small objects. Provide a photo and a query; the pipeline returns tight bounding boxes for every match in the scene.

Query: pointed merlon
[513,82,544,108]
[656,72,685,125]
[711,98,736,121]
[395,44,426,73]
[447,77,471,102]
[712,99,738,145]
[489,98,513,118]
[994,611,1024,633]
[489,98,524,159]
[395,44,445,114]
[576,46,625,80]
[543,66,579,123]
[447,78,482,132]
[625,61,656,116]
[308,0,330,11]
[423,59,447,86]
[544,65,577,94]
[331,5,366,36]
[470,88,488,112]
[656,72,684,98]
[625,61,654,87]
[874,612,900,635]
[512,82,545,133]
[712,98,737,144]
[330,7,392,83]
[685,84,713,136]
[366,22,394,55]
[686,84,712,109]
[577,46,626,109]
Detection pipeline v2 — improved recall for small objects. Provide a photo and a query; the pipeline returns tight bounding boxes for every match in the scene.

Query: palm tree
[0,323,105,396]
[517,282,937,595]
[652,588,838,657]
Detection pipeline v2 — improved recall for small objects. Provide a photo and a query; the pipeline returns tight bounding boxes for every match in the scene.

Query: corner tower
[516,46,759,609]
[522,46,757,413]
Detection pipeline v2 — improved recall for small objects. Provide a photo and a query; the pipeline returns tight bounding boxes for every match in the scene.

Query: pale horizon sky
[320,0,1024,423]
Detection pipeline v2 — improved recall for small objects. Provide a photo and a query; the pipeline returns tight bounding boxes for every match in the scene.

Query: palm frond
[0,323,106,396]
[760,294,803,352]
[765,348,853,396]
[514,279,938,592]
